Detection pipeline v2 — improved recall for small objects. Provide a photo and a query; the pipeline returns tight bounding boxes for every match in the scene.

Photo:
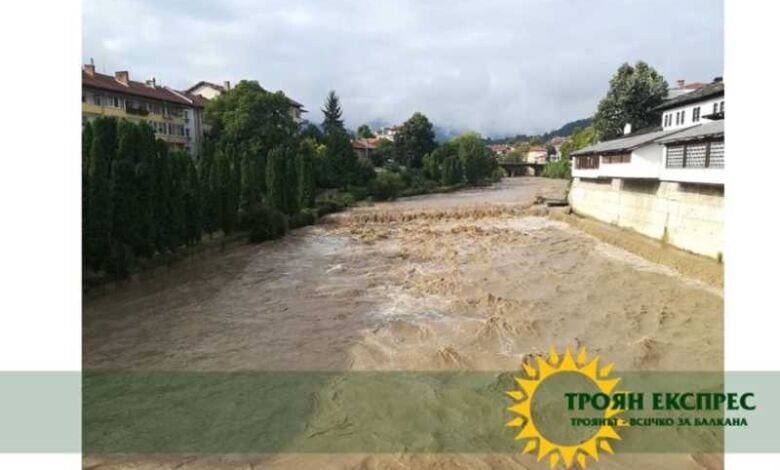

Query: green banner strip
[0,372,81,452]
[1,371,777,453]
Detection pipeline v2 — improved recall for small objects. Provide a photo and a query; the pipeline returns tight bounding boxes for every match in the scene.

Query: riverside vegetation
[82,83,501,283]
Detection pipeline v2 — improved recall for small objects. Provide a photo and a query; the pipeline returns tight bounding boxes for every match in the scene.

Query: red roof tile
[82,70,192,106]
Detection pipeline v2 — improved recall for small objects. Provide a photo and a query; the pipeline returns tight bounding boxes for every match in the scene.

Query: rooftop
[185,80,227,94]
[352,138,378,150]
[656,121,724,145]
[655,80,724,112]
[571,126,689,156]
[82,68,192,106]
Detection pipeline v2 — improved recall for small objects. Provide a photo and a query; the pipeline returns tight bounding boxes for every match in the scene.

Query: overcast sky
[83,0,723,137]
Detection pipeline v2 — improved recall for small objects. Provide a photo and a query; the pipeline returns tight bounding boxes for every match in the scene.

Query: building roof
[185,80,306,111]
[352,139,378,150]
[185,80,227,94]
[184,92,211,108]
[655,80,724,112]
[168,89,211,108]
[571,126,689,156]
[83,70,192,106]
[280,94,304,109]
[656,121,724,145]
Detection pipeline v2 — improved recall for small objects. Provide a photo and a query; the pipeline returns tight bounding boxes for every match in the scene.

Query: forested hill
[486,117,593,144]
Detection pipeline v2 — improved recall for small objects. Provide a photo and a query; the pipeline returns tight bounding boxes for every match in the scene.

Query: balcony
[82,102,128,118]
[126,105,150,117]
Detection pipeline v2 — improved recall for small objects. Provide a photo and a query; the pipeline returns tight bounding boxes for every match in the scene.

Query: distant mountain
[485,117,593,144]
[433,125,462,143]
[541,117,593,140]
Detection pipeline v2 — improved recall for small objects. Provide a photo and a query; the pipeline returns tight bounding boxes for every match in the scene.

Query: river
[84,177,724,469]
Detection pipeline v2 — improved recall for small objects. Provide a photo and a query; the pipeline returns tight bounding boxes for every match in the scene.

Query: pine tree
[285,149,300,215]
[82,121,93,266]
[135,122,158,256]
[298,139,317,208]
[183,155,202,246]
[198,142,219,236]
[239,148,261,211]
[86,117,116,271]
[168,151,187,250]
[215,150,237,234]
[325,131,359,188]
[265,146,286,212]
[109,120,142,275]
[321,90,345,135]
[154,140,172,251]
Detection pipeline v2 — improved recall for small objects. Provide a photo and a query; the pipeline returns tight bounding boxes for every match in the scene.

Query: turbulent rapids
[84,178,724,469]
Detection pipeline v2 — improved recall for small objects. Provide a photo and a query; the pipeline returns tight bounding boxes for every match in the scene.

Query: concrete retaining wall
[569,178,724,259]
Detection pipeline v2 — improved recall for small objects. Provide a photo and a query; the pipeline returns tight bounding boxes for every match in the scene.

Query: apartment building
[81,64,198,156]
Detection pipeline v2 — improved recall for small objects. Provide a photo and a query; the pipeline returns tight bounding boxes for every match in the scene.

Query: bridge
[498,161,547,177]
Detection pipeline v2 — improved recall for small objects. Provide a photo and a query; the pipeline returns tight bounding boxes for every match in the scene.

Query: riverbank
[550,208,723,289]
[84,177,722,469]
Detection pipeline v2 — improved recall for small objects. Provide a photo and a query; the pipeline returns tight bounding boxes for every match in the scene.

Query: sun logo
[506,346,626,469]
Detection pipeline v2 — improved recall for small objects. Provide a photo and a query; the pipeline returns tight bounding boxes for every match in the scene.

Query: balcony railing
[126,105,149,116]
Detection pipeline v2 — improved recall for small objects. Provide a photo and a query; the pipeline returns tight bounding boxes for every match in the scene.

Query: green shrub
[491,167,506,182]
[345,185,370,202]
[289,209,317,229]
[247,206,288,243]
[315,200,345,218]
[370,171,405,201]
[542,159,571,179]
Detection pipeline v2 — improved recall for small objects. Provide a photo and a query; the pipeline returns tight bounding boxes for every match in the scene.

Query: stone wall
[569,177,724,259]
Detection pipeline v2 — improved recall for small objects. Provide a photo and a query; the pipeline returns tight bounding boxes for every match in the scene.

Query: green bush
[315,200,345,218]
[289,209,317,229]
[491,167,506,182]
[542,159,571,179]
[370,171,405,201]
[247,206,289,243]
[345,185,370,202]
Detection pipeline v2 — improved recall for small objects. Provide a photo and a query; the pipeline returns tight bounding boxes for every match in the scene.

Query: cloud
[83,0,723,137]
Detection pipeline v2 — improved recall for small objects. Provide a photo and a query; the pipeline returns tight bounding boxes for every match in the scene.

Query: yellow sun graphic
[506,346,626,469]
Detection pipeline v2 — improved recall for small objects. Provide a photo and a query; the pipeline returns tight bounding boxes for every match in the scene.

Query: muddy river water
[84,178,724,470]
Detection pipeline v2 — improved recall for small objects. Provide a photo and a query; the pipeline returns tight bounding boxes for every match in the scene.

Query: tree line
[83,81,502,281]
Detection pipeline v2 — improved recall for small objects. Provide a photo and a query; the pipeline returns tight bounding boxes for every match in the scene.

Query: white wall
[662,96,724,130]
[598,144,663,179]
[190,84,223,100]
[569,178,724,259]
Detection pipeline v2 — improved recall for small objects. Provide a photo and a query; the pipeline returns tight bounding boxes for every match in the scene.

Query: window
[713,102,719,114]
[113,97,119,108]
[693,107,701,122]
[82,93,86,103]
[680,110,685,125]
[602,153,631,164]
[666,140,725,169]
[94,95,101,106]
[720,101,725,113]
[575,155,600,169]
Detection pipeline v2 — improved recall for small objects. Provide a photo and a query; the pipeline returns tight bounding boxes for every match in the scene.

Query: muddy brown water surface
[84,178,723,469]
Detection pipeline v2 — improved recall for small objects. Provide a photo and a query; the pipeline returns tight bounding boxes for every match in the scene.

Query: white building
[185,80,307,124]
[376,125,401,142]
[665,79,707,100]
[569,78,725,259]
[527,146,548,164]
